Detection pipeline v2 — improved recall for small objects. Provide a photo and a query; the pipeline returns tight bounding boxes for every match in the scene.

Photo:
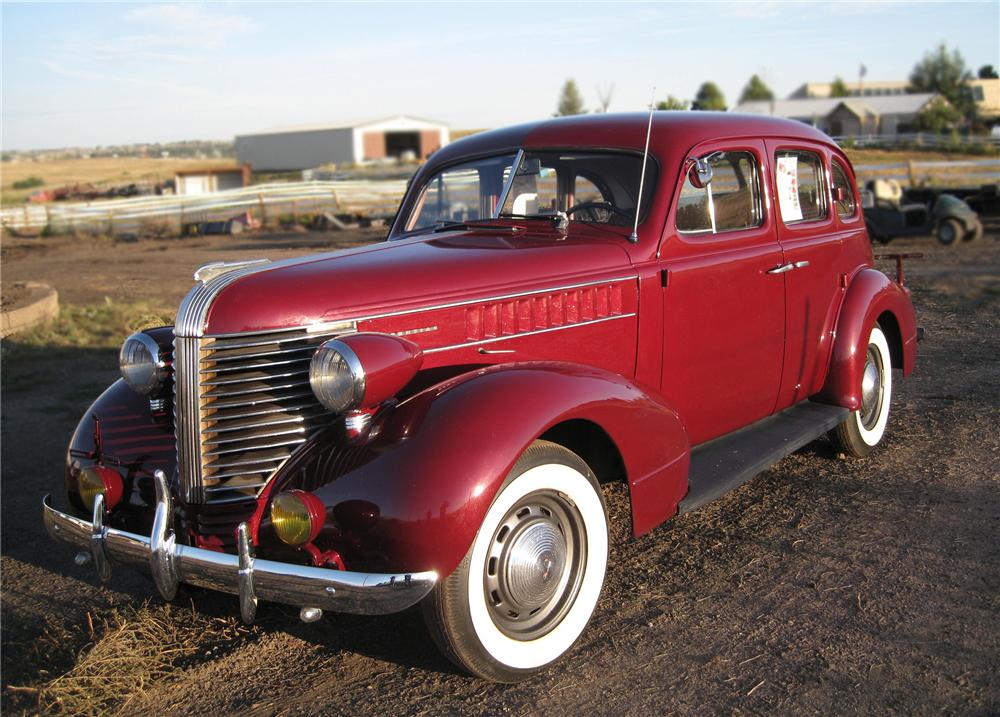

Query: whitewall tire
[422,440,608,682]
[829,324,893,457]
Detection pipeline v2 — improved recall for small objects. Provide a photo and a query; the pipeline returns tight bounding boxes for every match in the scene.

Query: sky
[2,1,998,150]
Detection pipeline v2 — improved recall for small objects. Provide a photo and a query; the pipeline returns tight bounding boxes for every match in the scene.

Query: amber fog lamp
[309,333,423,414]
[270,490,325,546]
[77,466,123,512]
[119,332,168,396]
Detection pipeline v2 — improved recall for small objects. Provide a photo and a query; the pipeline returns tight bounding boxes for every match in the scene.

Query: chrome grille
[175,324,352,505]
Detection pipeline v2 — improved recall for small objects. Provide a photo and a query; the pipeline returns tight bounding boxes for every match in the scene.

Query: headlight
[309,340,365,413]
[309,334,423,415]
[77,466,123,512]
[119,332,168,396]
[270,490,325,546]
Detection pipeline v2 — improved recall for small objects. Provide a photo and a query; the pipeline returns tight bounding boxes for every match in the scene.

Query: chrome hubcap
[484,491,586,640]
[860,346,884,430]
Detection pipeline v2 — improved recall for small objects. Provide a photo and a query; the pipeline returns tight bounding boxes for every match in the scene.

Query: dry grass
[7,604,254,716]
[1,157,237,205]
[11,298,175,350]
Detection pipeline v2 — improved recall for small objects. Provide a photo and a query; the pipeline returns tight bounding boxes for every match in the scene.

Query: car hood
[201,231,635,335]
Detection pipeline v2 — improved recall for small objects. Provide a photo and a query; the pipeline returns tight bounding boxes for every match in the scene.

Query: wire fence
[833,133,1000,149]
[2,157,998,236]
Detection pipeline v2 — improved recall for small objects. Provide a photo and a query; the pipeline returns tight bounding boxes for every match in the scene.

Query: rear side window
[775,150,827,224]
[831,160,857,219]
[676,151,763,234]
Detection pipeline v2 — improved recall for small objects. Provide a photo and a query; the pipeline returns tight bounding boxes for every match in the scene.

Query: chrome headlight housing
[119,332,168,396]
[309,339,365,413]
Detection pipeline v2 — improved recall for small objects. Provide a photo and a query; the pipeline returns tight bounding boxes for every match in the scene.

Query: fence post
[907,160,917,187]
[44,204,52,235]
[22,204,29,229]
[258,193,267,228]
[108,209,115,236]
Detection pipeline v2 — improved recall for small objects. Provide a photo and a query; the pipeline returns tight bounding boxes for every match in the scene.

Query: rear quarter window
[831,159,858,219]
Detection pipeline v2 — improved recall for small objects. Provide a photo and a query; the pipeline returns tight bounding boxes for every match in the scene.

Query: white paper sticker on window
[776,155,802,222]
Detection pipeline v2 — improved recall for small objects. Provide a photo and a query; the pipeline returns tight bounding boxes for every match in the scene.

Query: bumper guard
[42,470,437,623]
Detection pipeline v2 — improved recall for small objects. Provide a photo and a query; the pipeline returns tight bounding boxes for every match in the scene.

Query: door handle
[767,263,794,274]
[794,260,810,269]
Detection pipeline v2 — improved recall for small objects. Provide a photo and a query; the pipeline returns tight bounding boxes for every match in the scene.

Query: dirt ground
[2,224,998,716]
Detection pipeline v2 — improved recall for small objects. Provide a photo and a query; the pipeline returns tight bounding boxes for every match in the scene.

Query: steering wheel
[565,201,630,222]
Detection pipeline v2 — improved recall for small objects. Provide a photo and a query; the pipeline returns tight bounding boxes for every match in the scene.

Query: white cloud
[127,3,257,39]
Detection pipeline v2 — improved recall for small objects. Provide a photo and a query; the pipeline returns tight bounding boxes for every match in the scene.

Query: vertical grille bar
[174,336,205,503]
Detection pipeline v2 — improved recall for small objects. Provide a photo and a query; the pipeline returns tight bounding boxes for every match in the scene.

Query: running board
[678,401,849,514]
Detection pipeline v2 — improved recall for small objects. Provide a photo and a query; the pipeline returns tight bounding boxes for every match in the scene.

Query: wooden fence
[2,159,998,236]
[0,180,407,235]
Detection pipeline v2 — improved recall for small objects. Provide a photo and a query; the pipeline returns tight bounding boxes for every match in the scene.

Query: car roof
[430,111,836,167]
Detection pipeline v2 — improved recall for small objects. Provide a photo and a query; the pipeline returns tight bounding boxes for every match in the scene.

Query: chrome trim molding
[202,276,636,340]
[177,261,272,338]
[42,493,438,621]
[423,312,637,354]
[173,336,205,503]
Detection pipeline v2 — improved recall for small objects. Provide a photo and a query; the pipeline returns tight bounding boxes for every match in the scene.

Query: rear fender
[818,268,916,410]
[272,363,689,577]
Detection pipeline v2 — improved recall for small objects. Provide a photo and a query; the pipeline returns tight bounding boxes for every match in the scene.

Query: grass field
[0,157,237,205]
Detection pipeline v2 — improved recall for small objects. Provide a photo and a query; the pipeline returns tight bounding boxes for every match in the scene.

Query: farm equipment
[861,179,983,245]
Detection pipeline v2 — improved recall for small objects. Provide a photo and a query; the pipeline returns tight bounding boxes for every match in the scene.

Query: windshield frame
[392,146,660,240]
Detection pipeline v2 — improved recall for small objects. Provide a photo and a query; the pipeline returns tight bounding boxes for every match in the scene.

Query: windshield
[401,149,657,234]
[404,153,517,232]
[499,150,656,227]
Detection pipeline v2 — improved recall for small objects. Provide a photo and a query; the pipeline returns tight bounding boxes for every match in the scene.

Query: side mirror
[688,157,714,189]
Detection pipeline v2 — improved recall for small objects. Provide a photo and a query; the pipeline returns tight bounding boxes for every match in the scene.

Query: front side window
[831,160,857,219]
[405,153,516,231]
[498,151,657,227]
[676,151,763,234]
[775,150,827,224]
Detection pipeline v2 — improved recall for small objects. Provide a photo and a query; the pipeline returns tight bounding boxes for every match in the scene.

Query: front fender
[818,268,916,410]
[271,362,689,578]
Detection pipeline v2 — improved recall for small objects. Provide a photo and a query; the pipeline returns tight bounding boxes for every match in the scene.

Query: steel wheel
[422,440,608,682]
[483,490,586,640]
[829,324,893,457]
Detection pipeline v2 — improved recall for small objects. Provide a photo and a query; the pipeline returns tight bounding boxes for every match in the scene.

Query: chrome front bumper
[42,471,437,623]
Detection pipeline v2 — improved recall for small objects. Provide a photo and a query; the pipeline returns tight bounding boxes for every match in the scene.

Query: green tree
[979,64,999,79]
[908,44,977,123]
[914,98,962,134]
[555,79,586,116]
[830,76,850,98]
[656,95,689,110]
[738,74,774,103]
[691,82,726,111]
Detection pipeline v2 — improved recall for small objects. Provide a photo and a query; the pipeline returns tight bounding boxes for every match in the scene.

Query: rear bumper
[42,472,436,623]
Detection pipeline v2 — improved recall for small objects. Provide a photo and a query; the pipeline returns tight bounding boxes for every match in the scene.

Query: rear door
[765,140,847,408]
[658,140,785,446]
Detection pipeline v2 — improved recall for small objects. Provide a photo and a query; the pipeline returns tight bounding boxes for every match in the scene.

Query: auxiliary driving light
[270,490,325,546]
[77,465,123,512]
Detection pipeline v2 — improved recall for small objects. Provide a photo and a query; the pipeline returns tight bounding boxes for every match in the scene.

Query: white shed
[234,115,450,171]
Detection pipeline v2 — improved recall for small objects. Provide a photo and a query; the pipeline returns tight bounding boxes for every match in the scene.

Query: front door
[659,140,785,446]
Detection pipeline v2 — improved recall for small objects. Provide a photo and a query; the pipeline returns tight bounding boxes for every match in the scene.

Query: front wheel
[937,218,962,245]
[422,440,608,682]
[828,325,893,458]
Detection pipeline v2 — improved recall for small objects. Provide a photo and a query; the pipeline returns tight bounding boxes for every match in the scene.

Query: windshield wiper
[431,220,518,233]
[498,211,569,231]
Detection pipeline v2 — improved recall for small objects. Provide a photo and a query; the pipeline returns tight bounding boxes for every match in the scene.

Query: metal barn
[235,115,450,171]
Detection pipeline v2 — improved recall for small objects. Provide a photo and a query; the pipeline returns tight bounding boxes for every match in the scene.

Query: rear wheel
[422,440,608,682]
[964,219,984,242]
[829,325,893,458]
[937,218,962,246]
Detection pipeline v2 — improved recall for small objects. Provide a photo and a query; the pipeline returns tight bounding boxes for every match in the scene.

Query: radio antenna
[629,86,656,244]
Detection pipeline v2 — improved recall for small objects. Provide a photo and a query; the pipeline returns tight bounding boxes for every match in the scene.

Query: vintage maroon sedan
[44,112,917,682]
